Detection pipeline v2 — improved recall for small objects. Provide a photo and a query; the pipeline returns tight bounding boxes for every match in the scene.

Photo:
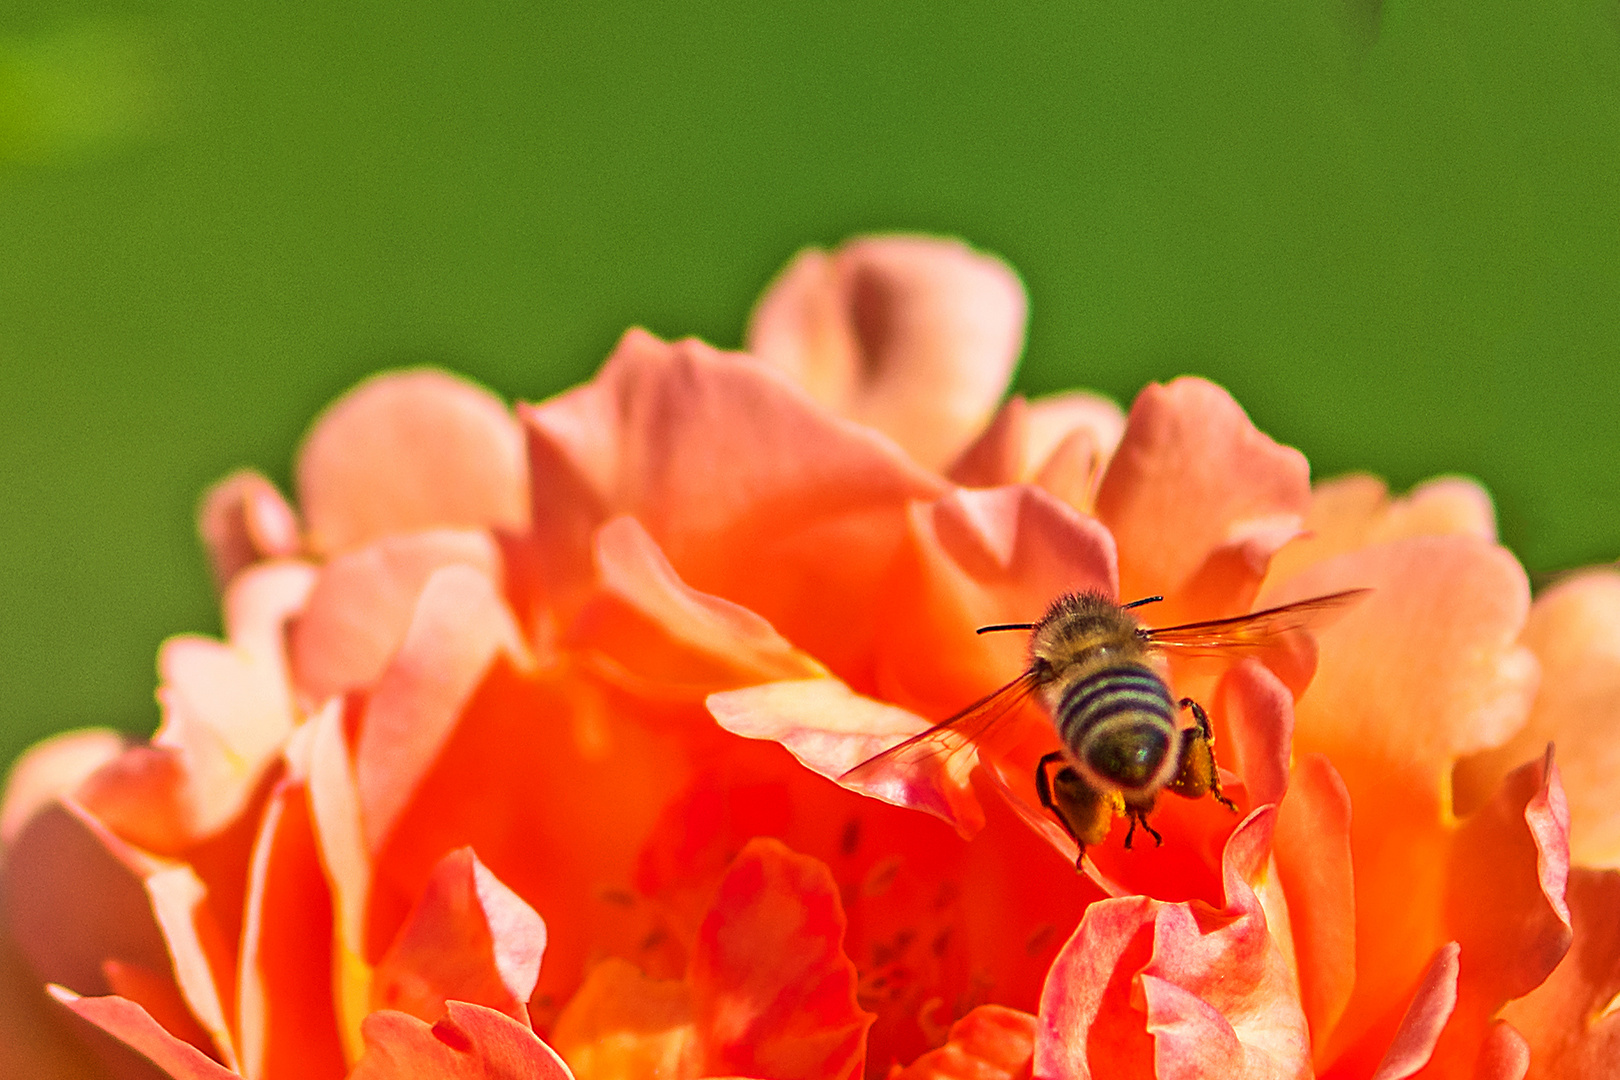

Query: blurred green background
[3,0,1618,767]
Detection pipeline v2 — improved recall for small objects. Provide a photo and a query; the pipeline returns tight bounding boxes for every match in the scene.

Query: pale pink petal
[689,838,873,1080]
[79,562,315,852]
[296,369,529,555]
[1369,944,1461,1080]
[235,777,346,1080]
[349,1001,574,1080]
[1094,378,1310,625]
[1453,568,1620,864]
[746,234,1027,471]
[889,1005,1035,1080]
[196,470,302,589]
[371,848,545,1028]
[355,564,527,854]
[290,529,501,702]
[0,728,124,846]
[48,988,237,1080]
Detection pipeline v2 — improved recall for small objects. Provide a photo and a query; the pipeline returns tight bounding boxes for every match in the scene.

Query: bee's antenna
[1120,595,1164,610]
[976,622,1037,635]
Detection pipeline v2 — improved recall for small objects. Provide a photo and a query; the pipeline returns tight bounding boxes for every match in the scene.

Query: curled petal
[1368,943,1460,1080]
[689,838,873,1080]
[350,1001,574,1080]
[890,1005,1035,1080]
[297,369,529,555]
[1095,378,1310,625]
[196,470,302,589]
[47,988,237,1080]
[371,848,546,1028]
[747,234,1027,471]
[0,728,124,847]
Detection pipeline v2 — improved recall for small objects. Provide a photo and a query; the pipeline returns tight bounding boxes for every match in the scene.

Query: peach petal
[875,486,1117,719]
[1094,378,1309,624]
[1453,568,1620,864]
[689,838,873,1080]
[48,988,238,1080]
[746,235,1027,471]
[0,916,106,1080]
[349,1001,574,1080]
[579,515,826,689]
[306,701,372,1060]
[948,392,1123,498]
[235,777,346,1080]
[296,369,529,555]
[1025,391,1125,478]
[550,957,695,1080]
[80,562,315,852]
[197,470,302,589]
[291,529,501,702]
[947,396,1028,488]
[1499,868,1620,1080]
[0,727,124,847]
[1273,754,1356,1061]
[523,328,944,683]
[1369,943,1461,1080]
[1267,475,1497,586]
[1214,660,1294,809]
[355,564,527,854]
[890,1005,1035,1080]
[1470,1023,1529,1080]
[371,848,545,1028]
[143,865,237,1070]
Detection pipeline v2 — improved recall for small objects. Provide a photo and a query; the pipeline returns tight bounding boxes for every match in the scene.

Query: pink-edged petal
[372,848,545,1028]
[689,838,873,1080]
[196,469,302,589]
[289,529,501,702]
[874,486,1116,720]
[1453,568,1620,864]
[521,328,944,682]
[746,234,1027,471]
[349,1001,574,1080]
[1035,895,1158,1080]
[355,563,527,854]
[1094,378,1310,624]
[1471,1023,1529,1080]
[549,957,696,1080]
[573,515,826,692]
[1500,868,1620,1080]
[296,369,529,555]
[79,562,315,853]
[48,988,237,1080]
[235,777,346,1080]
[1267,475,1498,585]
[1272,754,1356,1062]
[1367,944,1461,1080]
[0,728,124,846]
[890,1005,1035,1080]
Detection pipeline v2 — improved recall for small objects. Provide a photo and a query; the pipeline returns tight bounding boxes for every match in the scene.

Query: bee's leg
[1170,697,1239,813]
[1123,807,1162,849]
[1036,753,1087,864]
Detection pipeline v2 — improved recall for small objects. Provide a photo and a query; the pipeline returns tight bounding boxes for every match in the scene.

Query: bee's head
[1080,718,1177,793]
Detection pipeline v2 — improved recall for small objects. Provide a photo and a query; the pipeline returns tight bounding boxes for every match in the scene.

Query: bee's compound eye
[1085,722,1172,790]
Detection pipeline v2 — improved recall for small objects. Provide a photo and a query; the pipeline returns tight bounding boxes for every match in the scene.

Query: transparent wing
[838,670,1045,786]
[1144,588,1371,654]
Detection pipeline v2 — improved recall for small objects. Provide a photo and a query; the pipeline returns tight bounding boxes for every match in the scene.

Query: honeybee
[842,589,1368,864]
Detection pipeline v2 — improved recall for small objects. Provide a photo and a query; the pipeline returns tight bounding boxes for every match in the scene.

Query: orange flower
[1,234,1612,1080]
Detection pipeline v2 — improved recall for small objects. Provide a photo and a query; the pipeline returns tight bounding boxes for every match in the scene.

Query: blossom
[1,234,1616,1080]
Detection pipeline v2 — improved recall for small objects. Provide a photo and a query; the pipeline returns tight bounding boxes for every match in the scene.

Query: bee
[841,589,1368,864]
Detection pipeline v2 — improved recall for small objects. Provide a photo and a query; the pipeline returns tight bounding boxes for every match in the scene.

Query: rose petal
[0,728,124,847]
[48,988,238,1080]
[1453,568,1620,864]
[141,864,238,1070]
[1368,943,1461,1080]
[549,957,695,1080]
[1471,1022,1530,1080]
[296,369,529,555]
[889,1004,1035,1080]
[306,700,372,1060]
[0,916,106,1080]
[1094,378,1310,624]
[689,838,873,1080]
[196,469,302,589]
[236,777,347,1080]
[349,1000,574,1080]
[291,529,502,702]
[1025,392,1125,480]
[1213,660,1294,810]
[355,563,527,853]
[746,234,1026,471]
[372,848,545,1028]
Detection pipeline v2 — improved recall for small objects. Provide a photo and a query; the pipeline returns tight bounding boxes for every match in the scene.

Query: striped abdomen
[1054,662,1179,794]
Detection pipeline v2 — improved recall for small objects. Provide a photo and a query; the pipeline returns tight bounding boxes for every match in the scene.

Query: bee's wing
[1144,588,1371,654]
[838,670,1045,787]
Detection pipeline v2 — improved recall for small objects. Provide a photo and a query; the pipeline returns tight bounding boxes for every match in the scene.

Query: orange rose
[1,235,1612,1080]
